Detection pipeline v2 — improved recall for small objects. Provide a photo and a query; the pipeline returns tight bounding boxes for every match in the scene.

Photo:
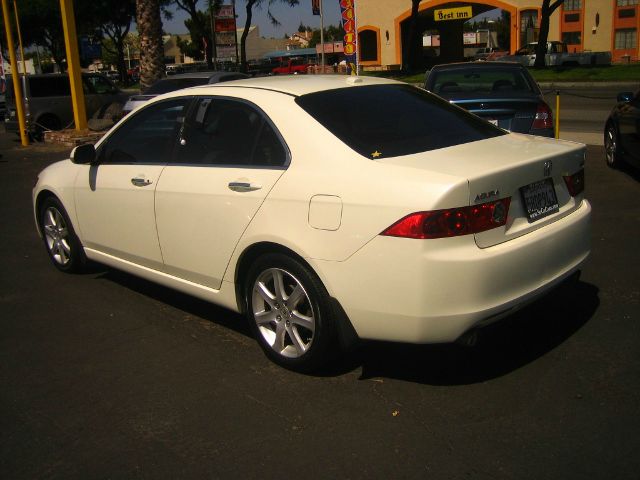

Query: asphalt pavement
[541,83,639,146]
[1,116,639,478]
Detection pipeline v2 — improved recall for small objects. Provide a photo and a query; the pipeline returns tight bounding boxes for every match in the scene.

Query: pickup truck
[500,41,612,67]
[272,58,310,75]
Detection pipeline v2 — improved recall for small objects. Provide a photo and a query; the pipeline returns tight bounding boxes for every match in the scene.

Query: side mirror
[617,92,634,103]
[70,143,96,164]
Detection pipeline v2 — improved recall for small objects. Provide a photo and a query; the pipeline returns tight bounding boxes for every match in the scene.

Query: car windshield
[295,84,505,159]
[430,67,536,96]
[145,77,209,95]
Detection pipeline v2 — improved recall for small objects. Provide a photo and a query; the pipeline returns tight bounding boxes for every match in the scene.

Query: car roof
[430,61,525,70]
[163,71,248,80]
[176,74,401,97]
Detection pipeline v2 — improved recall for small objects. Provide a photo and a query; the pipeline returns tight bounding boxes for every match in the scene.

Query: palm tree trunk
[136,0,165,90]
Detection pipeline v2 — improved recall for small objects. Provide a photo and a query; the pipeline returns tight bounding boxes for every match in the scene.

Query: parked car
[604,90,640,169]
[122,71,249,115]
[501,41,611,67]
[271,58,311,75]
[247,58,280,77]
[473,47,507,61]
[4,73,127,140]
[33,76,590,371]
[425,61,554,137]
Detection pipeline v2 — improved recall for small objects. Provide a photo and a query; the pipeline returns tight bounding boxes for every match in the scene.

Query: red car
[272,58,310,75]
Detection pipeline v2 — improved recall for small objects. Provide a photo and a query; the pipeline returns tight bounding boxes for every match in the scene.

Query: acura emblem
[544,160,553,177]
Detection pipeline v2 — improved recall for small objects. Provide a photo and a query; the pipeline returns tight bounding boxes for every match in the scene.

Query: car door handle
[131,177,152,187]
[228,182,262,192]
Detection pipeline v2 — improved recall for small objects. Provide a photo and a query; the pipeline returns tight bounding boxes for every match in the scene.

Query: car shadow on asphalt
[94,267,253,338]
[339,280,600,385]
[92,264,599,384]
[617,162,640,182]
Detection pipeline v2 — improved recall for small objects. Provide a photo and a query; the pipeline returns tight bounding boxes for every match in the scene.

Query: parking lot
[1,129,639,478]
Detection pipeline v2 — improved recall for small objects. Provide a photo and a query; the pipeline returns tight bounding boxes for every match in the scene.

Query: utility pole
[59,0,87,131]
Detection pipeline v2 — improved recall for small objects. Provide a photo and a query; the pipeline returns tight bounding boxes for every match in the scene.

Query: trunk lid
[378,133,586,248]
[452,97,540,133]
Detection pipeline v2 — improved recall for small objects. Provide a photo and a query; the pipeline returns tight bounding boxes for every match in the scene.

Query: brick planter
[44,129,105,148]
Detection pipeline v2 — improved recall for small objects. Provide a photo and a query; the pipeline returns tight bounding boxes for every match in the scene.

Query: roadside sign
[434,6,472,21]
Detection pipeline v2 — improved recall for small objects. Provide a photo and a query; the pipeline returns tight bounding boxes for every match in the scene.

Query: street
[541,83,639,145]
[1,118,639,478]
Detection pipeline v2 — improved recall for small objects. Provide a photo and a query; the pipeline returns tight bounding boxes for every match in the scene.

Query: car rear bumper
[314,199,591,344]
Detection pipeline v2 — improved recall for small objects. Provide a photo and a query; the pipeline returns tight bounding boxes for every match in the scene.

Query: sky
[162,1,501,39]
[164,1,343,38]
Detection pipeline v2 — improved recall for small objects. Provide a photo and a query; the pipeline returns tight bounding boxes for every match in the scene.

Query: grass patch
[363,64,640,84]
[527,64,640,82]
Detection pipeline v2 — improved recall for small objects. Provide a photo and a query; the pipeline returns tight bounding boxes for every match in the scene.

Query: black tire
[604,123,621,169]
[245,253,338,372]
[38,197,86,273]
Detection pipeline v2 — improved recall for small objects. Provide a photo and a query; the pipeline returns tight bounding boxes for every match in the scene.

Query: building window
[520,9,539,47]
[562,31,582,45]
[564,0,582,10]
[564,13,580,22]
[359,29,378,62]
[617,0,638,6]
[618,8,636,18]
[615,29,637,49]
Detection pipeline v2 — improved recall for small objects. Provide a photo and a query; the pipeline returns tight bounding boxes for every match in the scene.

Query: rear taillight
[532,102,553,130]
[563,169,584,196]
[381,198,511,239]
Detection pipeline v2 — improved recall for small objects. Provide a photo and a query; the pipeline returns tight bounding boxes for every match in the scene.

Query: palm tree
[240,0,298,72]
[136,0,165,90]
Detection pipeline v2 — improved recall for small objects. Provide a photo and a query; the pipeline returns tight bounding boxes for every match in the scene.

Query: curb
[538,81,640,89]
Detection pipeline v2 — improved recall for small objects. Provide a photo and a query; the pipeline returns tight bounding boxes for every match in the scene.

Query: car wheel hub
[252,268,315,359]
[43,206,71,266]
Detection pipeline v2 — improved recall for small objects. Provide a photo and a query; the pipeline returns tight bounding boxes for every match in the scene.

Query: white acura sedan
[33,75,591,371]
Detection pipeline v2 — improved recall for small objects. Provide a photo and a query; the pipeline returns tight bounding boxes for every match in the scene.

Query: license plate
[520,178,559,222]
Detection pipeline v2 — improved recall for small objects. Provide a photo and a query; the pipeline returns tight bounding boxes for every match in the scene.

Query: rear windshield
[295,84,505,159]
[429,67,536,96]
[145,77,209,95]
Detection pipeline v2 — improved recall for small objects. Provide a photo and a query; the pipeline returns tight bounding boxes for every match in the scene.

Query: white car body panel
[155,165,285,289]
[74,164,166,269]
[33,75,591,347]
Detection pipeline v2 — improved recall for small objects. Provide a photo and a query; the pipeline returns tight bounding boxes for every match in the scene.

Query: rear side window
[29,76,71,97]
[295,84,504,159]
[177,97,287,167]
[430,67,536,95]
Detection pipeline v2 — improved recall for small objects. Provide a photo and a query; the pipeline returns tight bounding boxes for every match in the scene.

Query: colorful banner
[312,0,320,15]
[339,0,357,74]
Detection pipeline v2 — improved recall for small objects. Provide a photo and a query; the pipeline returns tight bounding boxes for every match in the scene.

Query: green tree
[90,0,136,83]
[16,0,67,70]
[535,0,564,68]
[173,0,223,68]
[240,0,299,72]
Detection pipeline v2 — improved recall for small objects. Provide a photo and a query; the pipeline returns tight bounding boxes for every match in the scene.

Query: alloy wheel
[605,126,617,167]
[43,206,72,266]
[251,268,315,358]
